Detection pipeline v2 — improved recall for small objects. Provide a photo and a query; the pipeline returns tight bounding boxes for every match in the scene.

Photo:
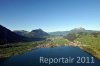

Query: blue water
[0,46,100,66]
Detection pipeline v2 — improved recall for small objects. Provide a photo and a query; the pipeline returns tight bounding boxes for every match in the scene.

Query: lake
[0,46,100,66]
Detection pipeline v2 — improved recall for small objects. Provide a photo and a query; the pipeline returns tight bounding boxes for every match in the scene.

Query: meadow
[76,35,100,59]
[0,41,47,59]
[0,37,69,59]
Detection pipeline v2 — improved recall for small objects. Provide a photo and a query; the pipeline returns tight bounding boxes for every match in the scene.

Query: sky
[0,0,100,32]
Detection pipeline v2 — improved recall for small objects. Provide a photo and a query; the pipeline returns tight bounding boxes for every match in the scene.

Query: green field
[47,36,69,46]
[0,37,69,59]
[0,41,48,59]
[0,35,100,60]
[76,35,100,59]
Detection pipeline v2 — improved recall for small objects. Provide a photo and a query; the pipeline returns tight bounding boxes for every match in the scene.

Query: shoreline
[67,41,100,60]
[0,41,100,60]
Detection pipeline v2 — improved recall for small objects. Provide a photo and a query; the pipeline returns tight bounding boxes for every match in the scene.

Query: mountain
[14,29,49,38]
[49,28,85,36]
[69,27,100,34]
[49,27,100,36]
[0,25,29,45]
[49,28,86,36]
[29,29,49,37]
[69,27,86,34]
[0,25,45,45]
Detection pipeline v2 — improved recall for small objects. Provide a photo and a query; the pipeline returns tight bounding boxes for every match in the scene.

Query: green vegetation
[0,37,69,59]
[0,41,48,59]
[1,31,100,60]
[63,31,100,60]
[75,34,100,59]
[47,36,69,46]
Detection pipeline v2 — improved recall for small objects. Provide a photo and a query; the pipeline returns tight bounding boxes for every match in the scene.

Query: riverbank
[0,37,100,60]
[67,41,100,60]
[0,37,69,59]
[74,35,100,60]
[0,41,48,59]
[80,46,100,60]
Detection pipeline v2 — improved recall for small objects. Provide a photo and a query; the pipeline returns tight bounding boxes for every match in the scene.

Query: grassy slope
[1,35,100,60]
[0,37,69,59]
[76,35,100,59]
[0,41,47,59]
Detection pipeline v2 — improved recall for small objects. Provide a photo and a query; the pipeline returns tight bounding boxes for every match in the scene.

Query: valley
[0,25,100,61]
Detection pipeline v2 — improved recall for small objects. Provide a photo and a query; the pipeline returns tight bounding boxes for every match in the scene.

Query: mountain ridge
[49,27,100,36]
[0,25,47,45]
[14,29,49,38]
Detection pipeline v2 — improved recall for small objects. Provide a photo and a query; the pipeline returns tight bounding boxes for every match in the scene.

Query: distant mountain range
[0,25,99,45]
[14,29,49,38]
[49,27,100,36]
[0,25,49,45]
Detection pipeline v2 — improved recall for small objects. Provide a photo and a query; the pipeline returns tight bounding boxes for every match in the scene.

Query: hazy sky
[0,0,100,32]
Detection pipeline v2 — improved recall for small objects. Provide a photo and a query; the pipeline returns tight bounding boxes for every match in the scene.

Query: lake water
[0,46,100,66]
